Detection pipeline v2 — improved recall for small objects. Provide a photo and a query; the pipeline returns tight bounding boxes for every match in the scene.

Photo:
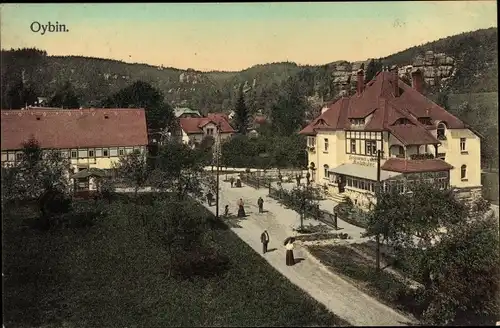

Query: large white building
[300,67,482,208]
[1,108,149,191]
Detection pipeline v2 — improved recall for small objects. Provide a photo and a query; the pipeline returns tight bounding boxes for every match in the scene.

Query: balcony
[307,146,316,153]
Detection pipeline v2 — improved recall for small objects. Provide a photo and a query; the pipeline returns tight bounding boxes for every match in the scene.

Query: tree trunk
[375,234,381,272]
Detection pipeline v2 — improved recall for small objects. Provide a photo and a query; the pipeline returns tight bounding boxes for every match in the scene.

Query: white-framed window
[7,152,15,161]
[460,138,466,152]
[118,148,125,156]
[324,138,329,152]
[1,152,7,162]
[350,139,356,153]
[95,149,103,157]
[103,148,109,157]
[78,150,88,158]
[125,147,134,154]
[109,148,118,156]
[88,149,95,158]
[460,165,467,180]
[307,137,316,147]
[71,150,78,158]
[437,122,446,140]
[15,152,23,161]
[365,140,377,156]
[323,164,329,178]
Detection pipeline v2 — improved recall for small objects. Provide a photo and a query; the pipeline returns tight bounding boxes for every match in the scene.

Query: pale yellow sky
[0,2,497,71]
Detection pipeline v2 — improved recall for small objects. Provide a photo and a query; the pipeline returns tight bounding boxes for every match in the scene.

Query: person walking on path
[260,230,270,254]
[206,191,214,206]
[237,198,246,217]
[224,204,229,217]
[284,237,296,266]
[257,196,264,213]
[230,176,235,188]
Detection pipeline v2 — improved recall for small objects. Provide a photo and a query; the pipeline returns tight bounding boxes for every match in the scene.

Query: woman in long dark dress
[284,237,296,266]
[237,198,246,217]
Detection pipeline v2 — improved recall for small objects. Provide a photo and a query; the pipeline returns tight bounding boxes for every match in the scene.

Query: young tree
[48,81,80,108]
[2,136,71,217]
[233,85,250,134]
[150,140,206,201]
[113,149,149,200]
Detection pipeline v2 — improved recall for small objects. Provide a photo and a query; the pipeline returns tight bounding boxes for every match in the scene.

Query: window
[460,165,467,180]
[88,150,95,157]
[118,148,124,156]
[323,164,329,178]
[350,139,356,153]
[418,117,432,125]
[61,150,69,158]
[125,147,133,154]
[78,150,88,158]
[365,140,377,156]
[109,148,118,156]
[1,153,7,162]
[103,148,109,157]
[350,118,364,125]
[71,150,78,158]
[324,138,329,152]
[207,128,214,136]
[96,149,103,157]
[460,138,466,152]
[307,137,316,147]
[437,123,446,140]
[16,152,23,161]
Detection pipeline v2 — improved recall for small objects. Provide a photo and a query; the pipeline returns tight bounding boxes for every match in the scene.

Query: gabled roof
[179,114,235,134]
[1,108,148,150]
[299,71,468,146]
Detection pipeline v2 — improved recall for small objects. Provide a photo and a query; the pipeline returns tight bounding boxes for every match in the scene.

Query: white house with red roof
[299,66,482,207]
[1,108,149,190]
[177,113,235,147]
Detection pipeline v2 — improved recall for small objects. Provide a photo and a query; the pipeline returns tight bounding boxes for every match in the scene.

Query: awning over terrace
[328,163,402,181]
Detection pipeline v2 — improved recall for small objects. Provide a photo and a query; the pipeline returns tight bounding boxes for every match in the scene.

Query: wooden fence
[240,173,272,189]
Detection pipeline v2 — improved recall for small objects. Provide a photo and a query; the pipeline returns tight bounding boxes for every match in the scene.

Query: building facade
[1,108,149,190]
[300,68,481,208]
[177,113,235,146]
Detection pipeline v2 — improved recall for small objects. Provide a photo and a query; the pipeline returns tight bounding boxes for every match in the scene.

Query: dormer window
[393,118,412,125]
[437,122,447,140]
[418,117,433,125]
[350,118,364,126]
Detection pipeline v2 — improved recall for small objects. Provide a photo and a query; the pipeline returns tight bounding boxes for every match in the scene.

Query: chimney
[411,68,423,93]
[356,69,364,95]
[390,65,399,97]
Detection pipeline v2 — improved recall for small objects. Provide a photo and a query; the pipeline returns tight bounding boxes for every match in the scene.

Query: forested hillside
[1,27,496,114]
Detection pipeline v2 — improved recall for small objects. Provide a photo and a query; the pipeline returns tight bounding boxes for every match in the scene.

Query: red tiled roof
[179,115,235,134]
[1,108,148,150]
[381,158,454,173]
[299,71,467,146]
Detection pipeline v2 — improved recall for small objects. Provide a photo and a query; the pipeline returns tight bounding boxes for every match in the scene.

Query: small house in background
[177,113,235,147]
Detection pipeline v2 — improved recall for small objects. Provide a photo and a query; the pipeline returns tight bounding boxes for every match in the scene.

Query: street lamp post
[215,123,222,219]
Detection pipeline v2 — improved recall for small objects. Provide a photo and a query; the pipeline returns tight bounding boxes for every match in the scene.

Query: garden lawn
[3,196,348,328]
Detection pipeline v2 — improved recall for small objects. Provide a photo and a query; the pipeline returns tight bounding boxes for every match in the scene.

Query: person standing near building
[237,198,246,217]
[260,230,270,254]
[230,176,235,188]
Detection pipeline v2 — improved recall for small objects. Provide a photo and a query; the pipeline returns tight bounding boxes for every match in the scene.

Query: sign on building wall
[349,155,377,167]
